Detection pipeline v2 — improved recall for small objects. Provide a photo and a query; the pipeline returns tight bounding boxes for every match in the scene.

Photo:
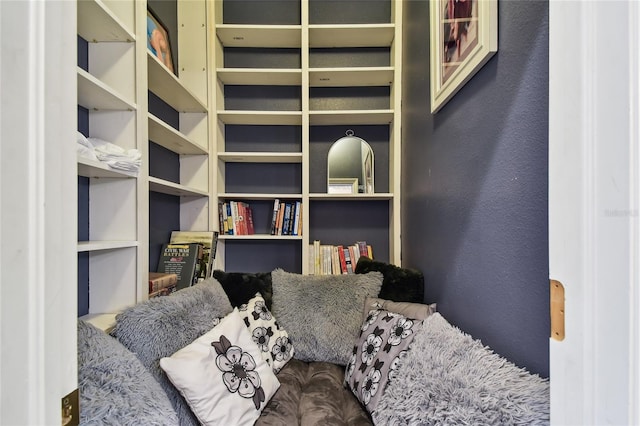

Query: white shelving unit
[212,0,402,272]
[76,0,145,330]
[77,0,214,330]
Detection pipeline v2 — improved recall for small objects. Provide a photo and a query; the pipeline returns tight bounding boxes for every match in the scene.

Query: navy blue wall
[401,0,549,377]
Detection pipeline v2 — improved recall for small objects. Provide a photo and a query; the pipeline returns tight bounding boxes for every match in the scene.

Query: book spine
[282,203,291,236]
[270,199,279,235]
[226,203,233,235]
[357,241,369,258]
[313,240,321,275]
[344,246,353,274]
[276,202,285,235]
[218,202,225,234]
[292,201,301,236]
[338,245,347,274]
[246,204,255,235]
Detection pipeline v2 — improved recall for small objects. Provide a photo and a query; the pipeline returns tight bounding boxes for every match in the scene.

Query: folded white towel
[76,131,99,161]
[88,137,142,172]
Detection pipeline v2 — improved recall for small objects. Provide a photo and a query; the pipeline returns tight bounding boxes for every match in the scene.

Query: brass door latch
[550,280,565,341]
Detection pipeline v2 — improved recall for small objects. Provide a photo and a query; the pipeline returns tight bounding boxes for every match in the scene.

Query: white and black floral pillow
[345,309,422,414]
[238,293,294,373]
[159,308,280,426]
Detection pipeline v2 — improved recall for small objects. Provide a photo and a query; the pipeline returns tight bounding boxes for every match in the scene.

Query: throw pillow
[354,256,425,303]
[362,296,437,322]
[115,278,233,426]
[160,308,280,426]
[271,268,383,365]
[345,309,422,414]
[213,270,273,309]
[238,293,294,373]
[77,320,179,425]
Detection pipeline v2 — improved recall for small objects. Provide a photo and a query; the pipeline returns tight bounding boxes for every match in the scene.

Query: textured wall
[401,0,549,377]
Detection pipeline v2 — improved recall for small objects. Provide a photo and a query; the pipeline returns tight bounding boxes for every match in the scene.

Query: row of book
[270,199,302,236]
[151,231,219,298]
[219,201,255,235]
[310,240,372,275]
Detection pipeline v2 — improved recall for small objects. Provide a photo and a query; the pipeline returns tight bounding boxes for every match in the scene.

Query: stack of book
[148,272,178,298]
[218,201,255,235]
[309,240,372,275]
[270,199,302,236]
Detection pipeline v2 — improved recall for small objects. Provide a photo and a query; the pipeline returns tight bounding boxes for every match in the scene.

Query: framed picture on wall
[429,0,498,113]
[147,7,175,75]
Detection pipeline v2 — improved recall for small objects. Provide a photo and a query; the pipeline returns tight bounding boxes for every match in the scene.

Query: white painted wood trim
[0,0,77,424]
[549,0,640,424]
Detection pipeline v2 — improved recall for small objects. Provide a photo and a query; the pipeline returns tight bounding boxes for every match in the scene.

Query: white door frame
[0,1,77,424]
[549,0,639,424]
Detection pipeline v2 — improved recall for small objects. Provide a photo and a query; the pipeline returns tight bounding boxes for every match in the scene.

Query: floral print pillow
[160,308,280,426]
[238,293,294,373]
[345,309,422,414]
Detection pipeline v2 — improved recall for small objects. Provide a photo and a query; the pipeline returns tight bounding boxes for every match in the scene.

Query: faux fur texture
[77,320,179,425]
[271,268,383,365]
[115,279,233,426]
[212,269,273,309]
[354,257,425,303]
[373,313,550,425]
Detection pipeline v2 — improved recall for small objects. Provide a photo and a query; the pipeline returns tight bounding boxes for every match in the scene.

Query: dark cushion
[213,269,273,310]
[354,257,424,303]
[257,359,372,426]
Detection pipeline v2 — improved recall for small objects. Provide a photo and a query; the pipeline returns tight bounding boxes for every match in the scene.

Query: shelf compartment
[77,240,138,252]
[77,0,135,43]
[78,157,138,178]
[309,67,393,87]
[148,114,207,155]
[309,24,395,48]
[216,24,302,48]
[218,152,302,163]
[77,68,136,111]
[217,111,303,125]
[217,68,302,86]
[147,52,208,113]
[309,110,393,125]
[149,176,209,197]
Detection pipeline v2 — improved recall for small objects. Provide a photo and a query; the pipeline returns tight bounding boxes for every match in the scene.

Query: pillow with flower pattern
[345,309,422,414]
[238,293,294,373]
[160,308,280,426]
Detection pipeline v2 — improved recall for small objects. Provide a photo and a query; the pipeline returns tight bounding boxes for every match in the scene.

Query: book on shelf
[270,199,280,235]
[149,272,178,294]
[157,242,205,291]
[308,240,374,275]
[169,231,219,279]
[219,201,255,236]
[149,285,177,298]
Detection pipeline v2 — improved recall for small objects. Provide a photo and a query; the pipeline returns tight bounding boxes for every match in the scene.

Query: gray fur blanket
[373,313,550,425]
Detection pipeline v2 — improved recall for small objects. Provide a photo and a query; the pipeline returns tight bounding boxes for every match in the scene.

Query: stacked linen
[76,132,142,173]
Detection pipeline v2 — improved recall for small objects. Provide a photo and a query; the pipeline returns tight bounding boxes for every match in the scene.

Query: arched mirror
[327,130,374,194]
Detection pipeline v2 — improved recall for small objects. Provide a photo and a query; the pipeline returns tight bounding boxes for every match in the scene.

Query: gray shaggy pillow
[271,268,383,365]
[115,278,233,426]
[373,313,550,425]
[78,320,178,425]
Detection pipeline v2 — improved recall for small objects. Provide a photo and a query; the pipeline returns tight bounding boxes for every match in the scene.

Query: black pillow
[354,257,424,303]
[212,270,273,310]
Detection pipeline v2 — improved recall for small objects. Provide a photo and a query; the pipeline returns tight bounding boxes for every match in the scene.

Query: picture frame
[328,178,359,195]
[429,0,498,113]
[147,7,175,75]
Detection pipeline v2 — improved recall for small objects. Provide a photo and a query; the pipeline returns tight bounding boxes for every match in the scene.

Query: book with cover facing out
[157,243,204,291]
[169,231,219,279]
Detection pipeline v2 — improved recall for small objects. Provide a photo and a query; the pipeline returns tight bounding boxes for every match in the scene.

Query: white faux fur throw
[373,313,550,425]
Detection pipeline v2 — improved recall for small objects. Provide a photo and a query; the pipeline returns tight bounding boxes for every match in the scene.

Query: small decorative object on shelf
[327,130,374,194]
